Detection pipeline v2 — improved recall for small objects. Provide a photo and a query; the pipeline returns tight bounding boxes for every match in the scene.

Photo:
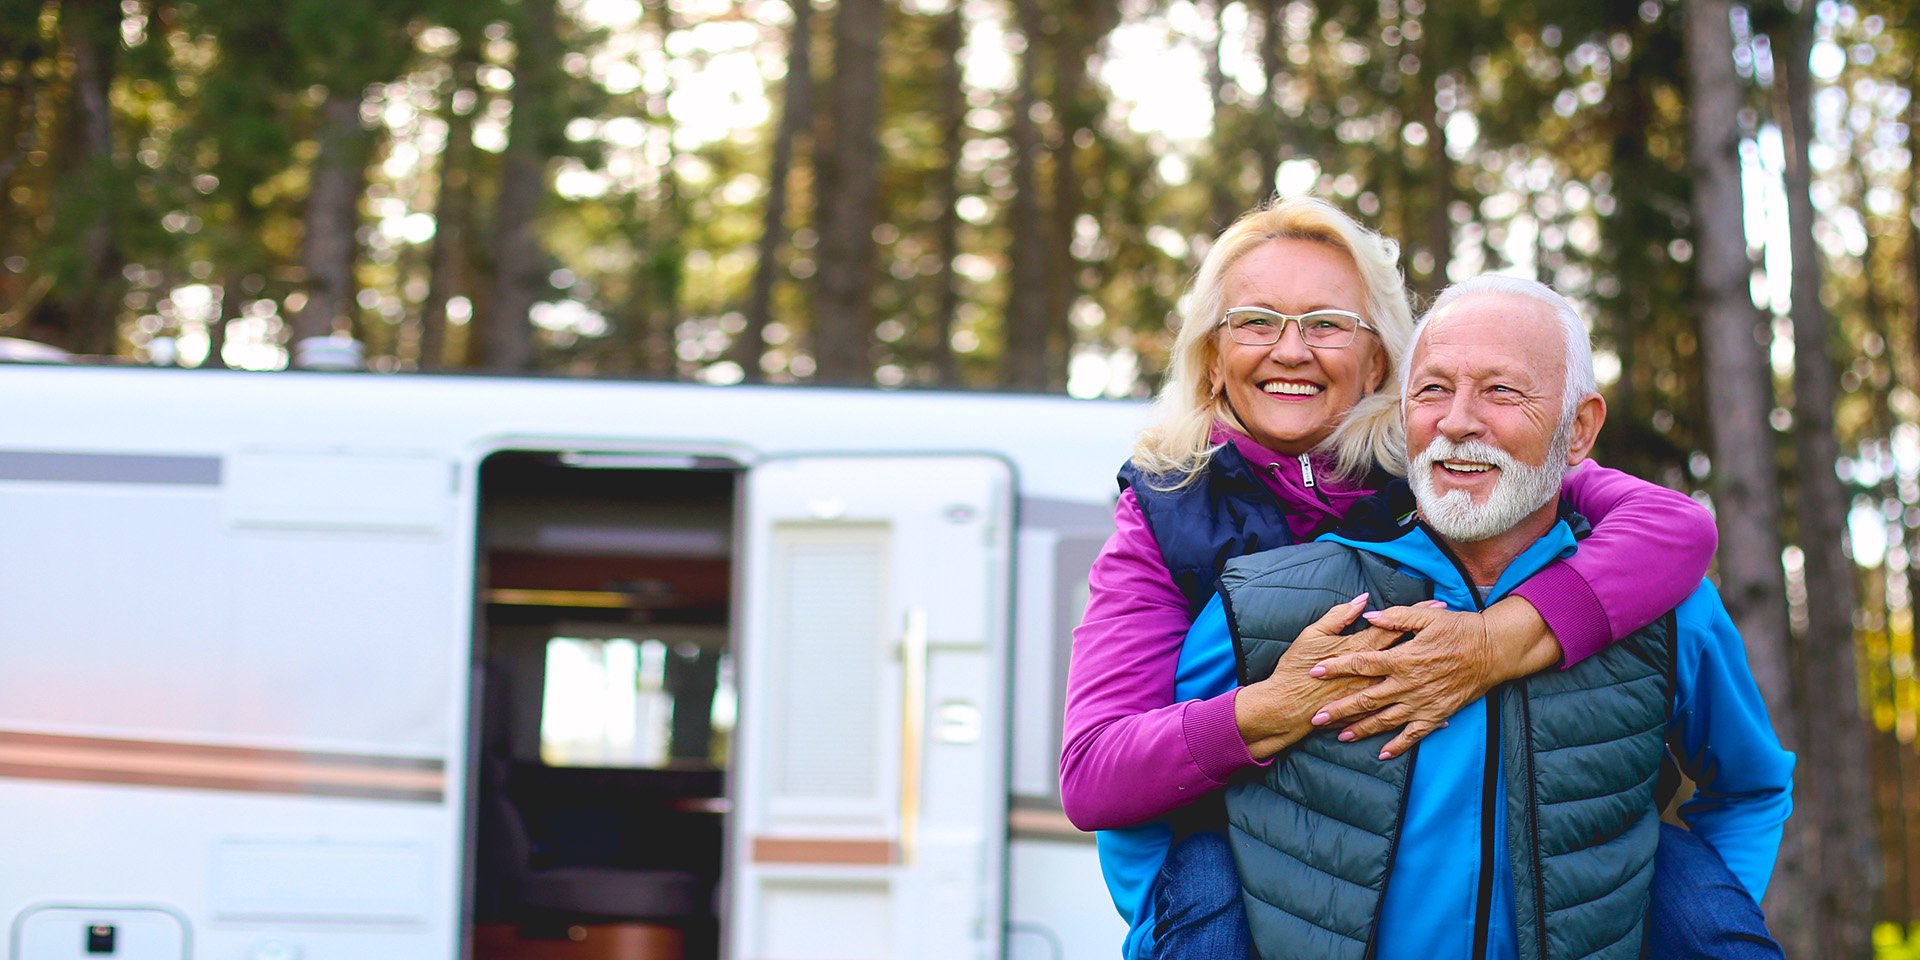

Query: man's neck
[1437,502,1561,588]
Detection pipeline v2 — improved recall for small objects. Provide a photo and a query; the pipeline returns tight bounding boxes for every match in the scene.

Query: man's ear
[1565,393,1607,465]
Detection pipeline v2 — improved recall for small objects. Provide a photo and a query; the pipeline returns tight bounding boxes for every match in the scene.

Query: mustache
[1412,437,1519,471]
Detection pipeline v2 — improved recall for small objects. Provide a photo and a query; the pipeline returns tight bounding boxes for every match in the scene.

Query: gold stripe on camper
[0,730,445,803]
[750,837,898,865]
[1007,804,1090,843]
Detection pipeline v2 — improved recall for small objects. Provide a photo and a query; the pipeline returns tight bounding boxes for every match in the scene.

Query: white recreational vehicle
[0,364,1144,960]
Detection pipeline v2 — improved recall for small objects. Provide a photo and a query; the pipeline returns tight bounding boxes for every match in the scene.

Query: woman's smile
[1211,238,1385,454]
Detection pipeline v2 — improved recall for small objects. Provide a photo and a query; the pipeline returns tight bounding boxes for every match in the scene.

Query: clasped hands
[1233,593,1557,762]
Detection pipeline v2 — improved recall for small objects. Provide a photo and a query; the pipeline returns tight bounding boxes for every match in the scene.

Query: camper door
[731,454,1013,960]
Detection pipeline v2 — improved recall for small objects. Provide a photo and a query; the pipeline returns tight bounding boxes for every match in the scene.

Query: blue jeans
[1146,823,1779,959]
[1647,823,1785,959]
[1147,830,1254,960]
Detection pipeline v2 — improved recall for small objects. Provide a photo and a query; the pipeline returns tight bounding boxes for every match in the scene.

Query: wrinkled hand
[1304,604,1504,761]
[1234,593,1405,760]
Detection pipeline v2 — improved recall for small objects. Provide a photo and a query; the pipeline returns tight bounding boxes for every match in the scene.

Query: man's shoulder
[1672,578,1735,639]
[1218,539,1431,615]
[1215,542,1376,641]
[1220,539,1365,587]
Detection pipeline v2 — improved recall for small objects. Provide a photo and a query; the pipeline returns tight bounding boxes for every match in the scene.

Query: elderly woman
[1061,199,1775,959]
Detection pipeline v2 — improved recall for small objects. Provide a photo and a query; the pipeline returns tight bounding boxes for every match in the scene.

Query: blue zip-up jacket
[1099,515,1794,959]
[1095,597,1243,959]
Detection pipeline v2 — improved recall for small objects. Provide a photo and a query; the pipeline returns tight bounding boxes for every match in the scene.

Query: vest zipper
[1419,523,1502,960]
[1298,452,1316,488]
[1520,680,1551,960]
[1363,582,1435,960]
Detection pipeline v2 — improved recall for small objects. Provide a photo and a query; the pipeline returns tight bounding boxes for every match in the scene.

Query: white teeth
[1261,382,1321,396]
[1441,460,1493,473]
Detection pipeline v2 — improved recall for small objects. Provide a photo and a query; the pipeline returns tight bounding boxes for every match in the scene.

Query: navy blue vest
[1118,444,1297,618]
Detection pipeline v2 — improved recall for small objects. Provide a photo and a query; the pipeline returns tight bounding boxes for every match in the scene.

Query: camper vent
[771,532,888,808]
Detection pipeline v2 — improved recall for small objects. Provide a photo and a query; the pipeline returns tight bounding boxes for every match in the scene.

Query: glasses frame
[1219,306,1372,349]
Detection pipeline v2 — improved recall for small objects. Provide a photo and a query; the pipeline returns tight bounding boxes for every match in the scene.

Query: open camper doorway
[467,450,741,960]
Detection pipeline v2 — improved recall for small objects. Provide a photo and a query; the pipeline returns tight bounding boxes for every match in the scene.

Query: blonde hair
[1131,197,1416,487]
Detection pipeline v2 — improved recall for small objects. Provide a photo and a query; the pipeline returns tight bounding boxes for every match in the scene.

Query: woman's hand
[1305,597,1563,760]
[1234,593,1400,760]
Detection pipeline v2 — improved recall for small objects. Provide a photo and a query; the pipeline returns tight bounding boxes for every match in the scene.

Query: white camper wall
[0,367,1151,960]
[0,443,474,958]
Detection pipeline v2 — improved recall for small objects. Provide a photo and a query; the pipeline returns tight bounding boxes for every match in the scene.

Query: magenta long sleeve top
[1058,430,1718,831]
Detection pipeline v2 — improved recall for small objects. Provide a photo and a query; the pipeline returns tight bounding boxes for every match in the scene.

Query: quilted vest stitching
[1218,543,1674,960]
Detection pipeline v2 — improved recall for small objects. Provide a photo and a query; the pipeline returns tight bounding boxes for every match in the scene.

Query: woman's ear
[1365,345,1388,394]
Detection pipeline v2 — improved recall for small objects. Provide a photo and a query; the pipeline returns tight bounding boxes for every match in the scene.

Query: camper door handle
[898,605,928,867]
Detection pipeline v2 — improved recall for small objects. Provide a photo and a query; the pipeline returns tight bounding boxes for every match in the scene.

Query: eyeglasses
[1220,306,1372,348]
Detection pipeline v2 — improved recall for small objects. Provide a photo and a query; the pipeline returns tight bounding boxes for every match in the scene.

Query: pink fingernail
[1379,750,1393,760]
[1308,665,1327,678]
[1337,730,1356,742]
[1350,592,1370,606]
[1361,611,1382,622]
[1311,711,1331,725]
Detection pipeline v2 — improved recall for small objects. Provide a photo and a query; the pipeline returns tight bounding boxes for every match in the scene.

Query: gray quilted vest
[1218,541,1675,960]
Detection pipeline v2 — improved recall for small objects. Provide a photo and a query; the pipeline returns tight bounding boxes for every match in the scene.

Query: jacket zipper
[1521,682,1550,960]
[1266,457,1334,524]
[1420,523,1502,960]
[1471,699,1500,960]
[1362,741,1422,960]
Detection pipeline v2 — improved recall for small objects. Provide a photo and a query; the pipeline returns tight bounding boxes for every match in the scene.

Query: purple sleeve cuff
[1511,562,1611,668]
[1184,689,1261,782]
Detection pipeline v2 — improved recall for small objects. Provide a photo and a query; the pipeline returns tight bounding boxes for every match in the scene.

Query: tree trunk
[1595,19,1667,480]
[928,6,964,387]
[1873,724,1910,922]
[1906,736,1920,925]
[1684,0,1805,949]
[1204,0,1239,233]
[1255,0,1286,197]
[1855,132,1907,928]
[1911,74,1920,365]
[1411,18,1452,300]
[1686,0,1793,736]
[739,0,813,383]
[0,52,40,188]
[291,91,368,345]
[204,275,238,370]
[488,0,558,374]
[57,0,121,355]
[1409,79,1450,300]
[1776,8,1878,955]
[1000,0,1051,391]
[211,198,260,370]
[419,30,481,371]
[641,0,683,377]
[1043,1,1108,393]
[809,0,882,386]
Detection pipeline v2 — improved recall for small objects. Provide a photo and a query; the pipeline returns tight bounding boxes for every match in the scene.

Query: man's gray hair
[1401,275,1598,419]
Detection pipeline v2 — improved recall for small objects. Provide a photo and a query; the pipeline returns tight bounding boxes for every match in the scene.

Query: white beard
[1408,430,1570,543]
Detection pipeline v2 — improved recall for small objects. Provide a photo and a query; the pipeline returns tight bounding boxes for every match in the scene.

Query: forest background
[3,0,1919,955]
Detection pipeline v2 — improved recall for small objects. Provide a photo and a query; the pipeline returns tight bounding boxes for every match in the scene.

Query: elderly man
[1204,276,1794,960]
